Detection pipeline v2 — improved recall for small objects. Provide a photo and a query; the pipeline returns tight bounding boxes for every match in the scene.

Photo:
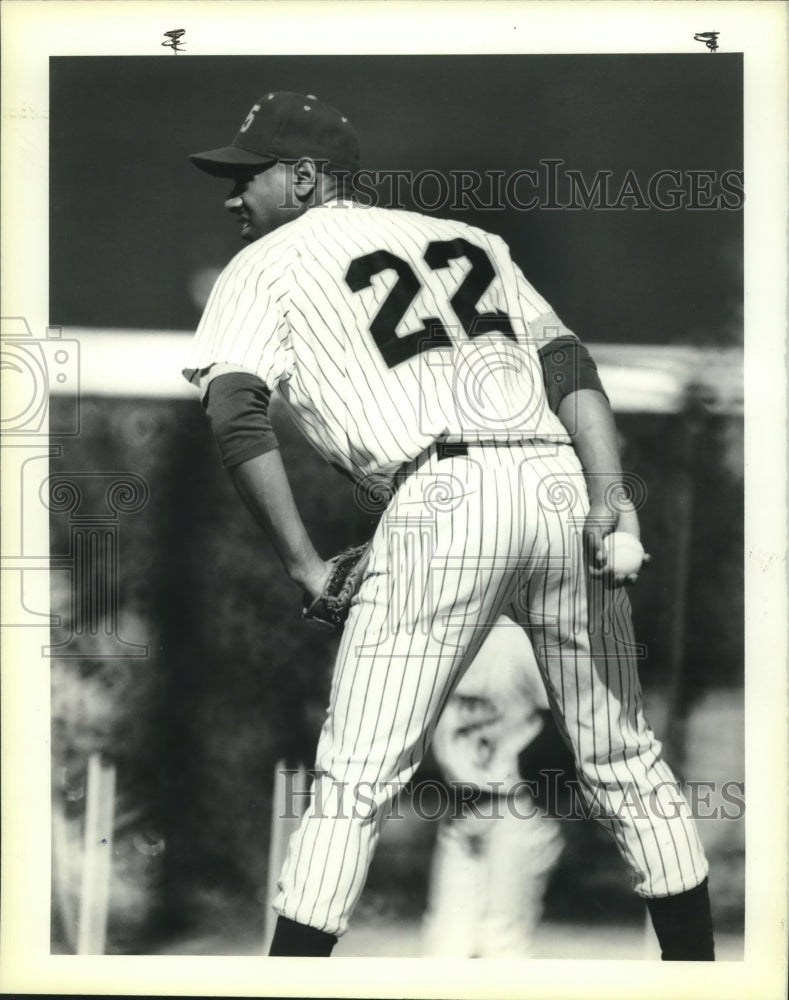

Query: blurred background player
[422,616,566,958]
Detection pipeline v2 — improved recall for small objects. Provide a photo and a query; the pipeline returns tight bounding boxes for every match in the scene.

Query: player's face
[224,162,303,242]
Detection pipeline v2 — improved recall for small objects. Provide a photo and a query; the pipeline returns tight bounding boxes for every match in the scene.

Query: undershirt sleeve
[202,371,279,468]
[537,335,609,413]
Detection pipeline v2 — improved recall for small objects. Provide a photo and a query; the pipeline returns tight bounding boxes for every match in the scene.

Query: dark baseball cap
[189,91,360,177]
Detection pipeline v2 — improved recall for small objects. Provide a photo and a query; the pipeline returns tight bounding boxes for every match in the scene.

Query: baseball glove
[302,543,371,631]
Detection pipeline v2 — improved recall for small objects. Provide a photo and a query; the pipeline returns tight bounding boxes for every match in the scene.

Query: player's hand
[584,502,650,587]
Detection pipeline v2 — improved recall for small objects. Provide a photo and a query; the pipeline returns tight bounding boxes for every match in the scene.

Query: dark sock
[268,915,337,957]
[646,878,715,961]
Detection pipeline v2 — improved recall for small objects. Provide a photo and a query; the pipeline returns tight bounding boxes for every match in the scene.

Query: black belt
[436,442,470,461]
[435,440,530,461]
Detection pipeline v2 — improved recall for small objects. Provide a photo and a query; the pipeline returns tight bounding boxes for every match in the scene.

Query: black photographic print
[1,3,786,999]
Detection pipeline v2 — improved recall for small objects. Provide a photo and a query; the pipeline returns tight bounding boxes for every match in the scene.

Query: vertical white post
[77,752,116,954]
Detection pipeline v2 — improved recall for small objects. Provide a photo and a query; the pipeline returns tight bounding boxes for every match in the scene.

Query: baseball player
[183,91,714,959]
[422,615,566,958]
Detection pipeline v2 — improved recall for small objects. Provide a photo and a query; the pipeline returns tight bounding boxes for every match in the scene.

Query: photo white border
[2,1,787,997]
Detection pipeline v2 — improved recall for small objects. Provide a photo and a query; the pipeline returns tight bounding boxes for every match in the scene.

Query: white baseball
[601,531,645,576]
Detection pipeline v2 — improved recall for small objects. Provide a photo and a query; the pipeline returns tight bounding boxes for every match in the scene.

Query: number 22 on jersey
[345,237,515,369]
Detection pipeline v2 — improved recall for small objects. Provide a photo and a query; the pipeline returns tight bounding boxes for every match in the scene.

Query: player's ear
[292,157,318,202]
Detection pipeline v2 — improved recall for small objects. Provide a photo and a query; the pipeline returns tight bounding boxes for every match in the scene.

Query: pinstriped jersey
[184,202,572,481]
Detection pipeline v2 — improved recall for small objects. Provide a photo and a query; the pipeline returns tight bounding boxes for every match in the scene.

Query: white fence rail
[43,327,742,416]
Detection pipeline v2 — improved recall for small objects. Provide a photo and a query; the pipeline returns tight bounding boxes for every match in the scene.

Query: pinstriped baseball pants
[273,442,708,937]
